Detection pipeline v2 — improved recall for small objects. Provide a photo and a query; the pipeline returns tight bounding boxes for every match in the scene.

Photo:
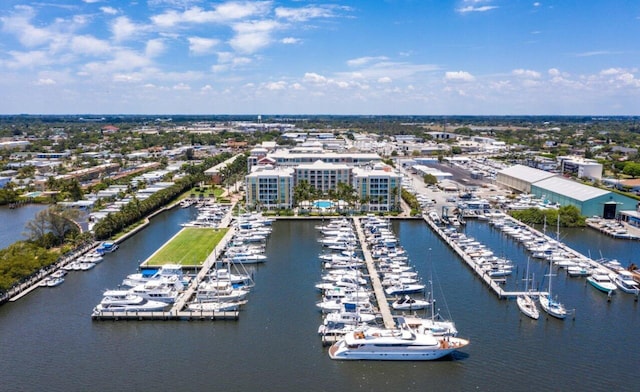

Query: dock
[93,203,242,321]
[422,215,548,299]
[352,217,395,329]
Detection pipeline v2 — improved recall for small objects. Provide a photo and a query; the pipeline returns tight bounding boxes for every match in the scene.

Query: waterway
[0,208,638,391]
[0,204,48,249]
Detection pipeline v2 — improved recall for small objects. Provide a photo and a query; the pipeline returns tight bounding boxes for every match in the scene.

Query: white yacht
[122,264,190,288]
[187,300,247,312]
[328,318,469,361]
[612,270,640,294]
[587,272,617,294]
[390,295,431,311]
[93,290,168,313]
[129,281,180,303]
[195,280,250,302]
[40,276,65,287]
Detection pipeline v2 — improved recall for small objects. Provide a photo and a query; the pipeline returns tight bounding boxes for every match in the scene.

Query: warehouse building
[497,164,638,218]
[531,176,638,218]
[496,165,557,193]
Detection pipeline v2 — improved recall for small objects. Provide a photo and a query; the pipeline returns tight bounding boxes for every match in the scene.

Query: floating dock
[92,204,241,321]
[352,217,396,329]
[423,215,548,299]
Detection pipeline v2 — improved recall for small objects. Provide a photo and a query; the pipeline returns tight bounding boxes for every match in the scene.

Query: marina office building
[244,149,401,211]
[497,164,638,218]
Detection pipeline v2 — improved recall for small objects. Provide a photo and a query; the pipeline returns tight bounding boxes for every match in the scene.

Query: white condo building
[244,148,401,211]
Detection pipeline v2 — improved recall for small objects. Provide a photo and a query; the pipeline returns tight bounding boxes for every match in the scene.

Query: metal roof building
[531,176,638,218]
[496,165,557,193]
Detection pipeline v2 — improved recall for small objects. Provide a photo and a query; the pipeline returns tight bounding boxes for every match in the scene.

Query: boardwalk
[352,217,395,329]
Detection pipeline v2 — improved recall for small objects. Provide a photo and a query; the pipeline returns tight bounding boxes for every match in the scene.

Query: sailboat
[539,216,567,319]
[516,258,539,320]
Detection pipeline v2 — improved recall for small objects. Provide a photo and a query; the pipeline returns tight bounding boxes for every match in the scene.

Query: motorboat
[187,300,247,312]
[97,241,118,254]
[40,276,65,287]
[323,309,377,325]
[316,298,374,314]
[390,295,431,311]
[384,283,425,296]
[328,317,469,361]
[129,281,180,303]
[77,252,104,264]
[229,253,267,264]
[195,280,250,302]
[93,290,168,313]
[612,270,640,294]
[587,272,617,294]
[566,265,592,277]
[208,268,253,286]
[122,264,189,288]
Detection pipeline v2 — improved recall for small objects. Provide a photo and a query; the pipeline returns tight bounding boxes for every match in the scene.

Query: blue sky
[0,0,638,115]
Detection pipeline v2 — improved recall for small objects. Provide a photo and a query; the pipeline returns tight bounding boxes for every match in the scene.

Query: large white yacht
[129,281,180,303]
[93,290,168,313]
[122,264,189,288]
[328,318,469,361]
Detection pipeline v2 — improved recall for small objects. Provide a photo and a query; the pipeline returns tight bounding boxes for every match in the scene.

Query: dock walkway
[93,201,240,321]
[423,215,548,299]
[352,217,395,329]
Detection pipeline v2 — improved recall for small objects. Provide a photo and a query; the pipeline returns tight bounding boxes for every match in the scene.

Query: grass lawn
[146,227,228,266]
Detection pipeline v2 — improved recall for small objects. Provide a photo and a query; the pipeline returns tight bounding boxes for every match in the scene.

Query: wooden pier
[352,217,396,329]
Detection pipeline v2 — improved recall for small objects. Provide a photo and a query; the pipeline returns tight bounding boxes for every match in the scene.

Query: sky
[0,0,639,115]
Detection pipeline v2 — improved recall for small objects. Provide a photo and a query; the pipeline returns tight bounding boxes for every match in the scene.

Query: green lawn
[146,227,228,266]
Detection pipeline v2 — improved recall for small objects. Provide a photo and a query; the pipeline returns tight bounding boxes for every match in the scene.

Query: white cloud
[445,71,475,82]
[275,6,338,22]
[548,68,561,76]
[281,37,300,44]
[347,56,389,67]
[457,6,498,13]
[212,51,252,72]
[151,2,271,28]
[230,20,280,54]
[111,16,140,42]
[188,37,219,55]
[264,81,287,90]
[512,69,541,78]
[378,76,392,84]
[173,83,191,90]
[533,2,541,7]
[34,78,56,86]
[146,39,166,58]
[3,50,52,69]
[600,68,623,76]
[113,73,141,82]
[82,0,101,3]
[100,7,118,15]
[304,72,328,84]
[70,35,111,56]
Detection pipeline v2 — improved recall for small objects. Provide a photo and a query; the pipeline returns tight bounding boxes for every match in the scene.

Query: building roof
[296,160,351,170]
[532,176,610,202]
[498,164,557,183]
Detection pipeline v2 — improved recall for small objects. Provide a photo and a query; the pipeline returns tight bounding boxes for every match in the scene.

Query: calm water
[0,204,48,249]
[1,209,638,392]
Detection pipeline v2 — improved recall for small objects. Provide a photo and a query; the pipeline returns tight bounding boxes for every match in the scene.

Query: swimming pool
[313,200,334,209]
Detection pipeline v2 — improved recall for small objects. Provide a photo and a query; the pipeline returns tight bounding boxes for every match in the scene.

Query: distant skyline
[0,1,639,115]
